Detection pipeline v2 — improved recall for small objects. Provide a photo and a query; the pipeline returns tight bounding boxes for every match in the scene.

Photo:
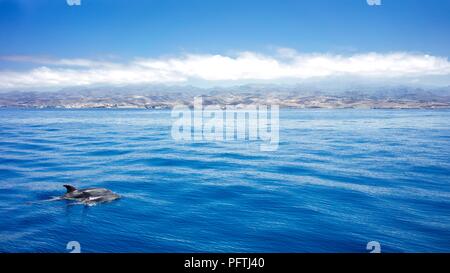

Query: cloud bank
[0,49,449,90]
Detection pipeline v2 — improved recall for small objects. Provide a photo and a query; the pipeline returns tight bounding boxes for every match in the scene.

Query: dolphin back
[61,186,120,205]
[63,184,77,193]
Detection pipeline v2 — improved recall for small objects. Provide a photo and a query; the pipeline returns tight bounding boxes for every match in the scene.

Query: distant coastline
[1,91,449,110]
[2,103,449,110]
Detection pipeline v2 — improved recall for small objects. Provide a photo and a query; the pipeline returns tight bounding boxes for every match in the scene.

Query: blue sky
[0,0,449,90]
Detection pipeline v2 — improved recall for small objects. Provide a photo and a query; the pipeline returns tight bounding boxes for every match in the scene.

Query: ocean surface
[0,109,449,253]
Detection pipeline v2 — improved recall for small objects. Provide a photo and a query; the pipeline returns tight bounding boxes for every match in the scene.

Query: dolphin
[62,184,120,205]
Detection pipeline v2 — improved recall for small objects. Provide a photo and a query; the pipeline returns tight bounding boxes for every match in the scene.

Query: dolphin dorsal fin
[63,184,77,193]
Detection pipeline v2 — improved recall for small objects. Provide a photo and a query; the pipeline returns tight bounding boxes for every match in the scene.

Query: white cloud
[0,50,449,90]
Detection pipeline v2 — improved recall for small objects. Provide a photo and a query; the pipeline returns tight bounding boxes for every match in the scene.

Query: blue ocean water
[0,109,449,253]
